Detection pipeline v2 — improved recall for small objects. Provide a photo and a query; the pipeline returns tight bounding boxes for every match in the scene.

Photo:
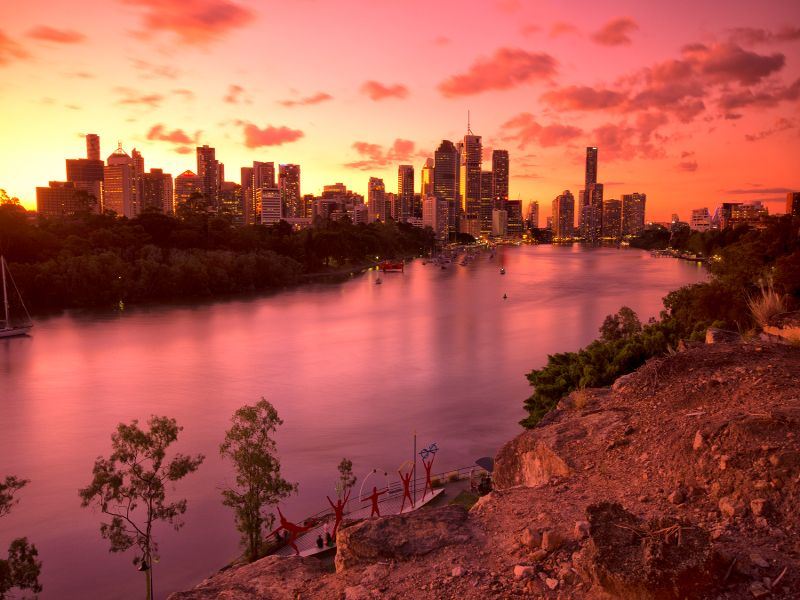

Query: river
[0,245,707,599]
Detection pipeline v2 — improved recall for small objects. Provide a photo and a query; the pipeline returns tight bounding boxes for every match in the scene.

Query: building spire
[467,110,473,135]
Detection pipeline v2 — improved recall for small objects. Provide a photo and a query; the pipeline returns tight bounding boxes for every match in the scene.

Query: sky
[0,0,799,221]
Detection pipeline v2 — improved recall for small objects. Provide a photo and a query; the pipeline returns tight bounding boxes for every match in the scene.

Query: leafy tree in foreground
[79,416,205,600]
[220,399,297,563]
[0,476,42,600]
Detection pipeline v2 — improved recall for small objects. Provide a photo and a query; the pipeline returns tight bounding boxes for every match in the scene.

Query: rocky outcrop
[763,310,800,344]
[334,505,471,572]
[167,555,326,600]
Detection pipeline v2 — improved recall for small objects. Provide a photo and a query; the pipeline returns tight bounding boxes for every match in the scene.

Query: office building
[368,177,387,222]
[480,171,493,235]
[86,133,100,161]
[36,181,87,217]
[621,192,646,235]
[491,150,509,211]
[527,201,539,229]
[140,168,173,214]
[397,165,414,222]
[103,144,137,217]
[602,198,622,239]
[433,140,459,237]
[459,127,482,237]
[506,199,523,236]
[492,209,508,237]
[197,145,219,207]
[787,192,800,218]
[240,167,254,224]
[552,191,575,240]
[174,170,202,207]
[278,164,301,218]
[422,195,448,240]
[690,208,711,232]
[256,186,282,225]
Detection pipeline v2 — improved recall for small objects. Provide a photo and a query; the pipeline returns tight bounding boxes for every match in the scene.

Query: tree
[220,399,297,563]
[337,458,357,499]
[79,416,204,600]
[0,476,42,599]
[599,306,642,342]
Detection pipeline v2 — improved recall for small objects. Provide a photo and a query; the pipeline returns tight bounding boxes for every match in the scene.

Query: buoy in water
[503,293,507,300]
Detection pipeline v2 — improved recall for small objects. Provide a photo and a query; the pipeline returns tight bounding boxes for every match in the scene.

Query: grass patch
[449,490,479,510]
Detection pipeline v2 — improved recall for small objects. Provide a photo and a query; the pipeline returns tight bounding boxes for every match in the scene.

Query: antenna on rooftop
[467,110,473,135]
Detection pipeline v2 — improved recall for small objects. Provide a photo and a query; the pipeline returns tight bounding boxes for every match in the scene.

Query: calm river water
[0,245,707,599]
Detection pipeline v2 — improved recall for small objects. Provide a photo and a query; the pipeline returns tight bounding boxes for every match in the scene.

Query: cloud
[360,80,409,101]
[27,26,86,44]
[223,84,244,104]
[344,139,417,170]
[131,58,180,79]
[727,27,800,46]
[68,71,94,79]
[122,0,254,45]
[173,88,195,100]
[589,113,669,160]
[175,146,193,154]
[591,17,638,46]
[677,159,698,172]
[433,36,450,46]
[541,85,626,110]
[279,92,333,107]
[242,123,304,148]
[682,42,784,85]
[0,31,30,66]
[725,186,794,195]
[146,124,198,144]
[520,24,540,37]
[719,77,800,110]
[438,48,557,97]
[550,22,578,38]
[499,113,582,149]
[115,87,164,108]
[744,118,795,142]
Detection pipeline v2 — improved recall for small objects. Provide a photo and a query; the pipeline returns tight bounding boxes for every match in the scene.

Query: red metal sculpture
[366,485,387,517]
[326,489,351,538]
[421,453,436,501]
[398,468,414,513]
[269,506,315,555]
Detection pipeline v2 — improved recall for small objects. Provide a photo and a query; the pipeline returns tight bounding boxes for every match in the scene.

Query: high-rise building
[368,177,386,222]
[621,192,646,236]
[492,209,508,236]
[527,201,539,229]
[480,171,493,235]
[86,134,100,161]
[278,164,301,218]
[218,182,243,224]
[585,183,604,242]
[459,128,482,238]
[422,195,448,240]
[690,208,711,232]
[491,150,509,211]
[66,157,104,212]
[397,165,414,222]
[433,140,459,237]
[36,181,89,217]
[552,190,575,240]
[140,169,174,214]
[730,201,768,228]
[174,170,202,208]
[585,147,598,188]
[240,167,254,224]
[787,192,800,218]
[602,199,622,239]
[131,148,144,178]
[103,144,137,218]
[506,199,523,236]
[196,145,219,207]
[420,159,434,196]
[257,186,282,224]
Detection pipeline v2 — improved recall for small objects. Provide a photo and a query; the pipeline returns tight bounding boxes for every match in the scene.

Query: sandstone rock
[513,565,535,580]
[545,577,559,590]
[749,553,769,568]
[750,498,768,517]
[749,581,770,598]
[692,430,704,451]
[706,327,740,344]
[574,520,590,540]
[531,549,549,562]
[519,526,542,549]
[335,505,471,572]
[668,488,687,505]
[583,502,716,599]
[451,566,465,577]
[719,496,743,518]
[344,585,372,600]
[166,556,326,600]
[541,529,564,552]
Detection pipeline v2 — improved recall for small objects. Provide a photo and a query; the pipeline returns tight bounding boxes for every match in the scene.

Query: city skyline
[1,0,799,219]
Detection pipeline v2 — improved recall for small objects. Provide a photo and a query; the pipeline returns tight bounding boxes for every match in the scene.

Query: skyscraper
[420,158,434,196]
[368,177,386,222]
[602,199,622,239]
[621,193,646,235]
[528,201,539,229]
[787,192,800,218]
[140,168,173,214]
[196,145,219,207]
[480,171,493,235]
[491,150,509,211]
[552,191,575,240]
[240,167,254,224]
[256,186,282,224]
[506,199,523,236]
[103,144,137,218]
[131,148,144,178]
[66,156,104,212]
[585,147,598,188]
[86,134,101,161]
[174,170,202,207]
[459,127,482,238]
[433,140,459,238]
[36,181,86,217]
[397,165,414,222]
[278,164,301,218]
[583,147,602,243]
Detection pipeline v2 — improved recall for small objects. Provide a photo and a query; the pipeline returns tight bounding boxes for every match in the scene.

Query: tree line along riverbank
[0,203,436,312]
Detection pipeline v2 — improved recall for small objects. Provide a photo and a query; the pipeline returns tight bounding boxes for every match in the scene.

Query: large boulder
[577,502,719,600]
[335,505,471,572]
[167,555,326,600]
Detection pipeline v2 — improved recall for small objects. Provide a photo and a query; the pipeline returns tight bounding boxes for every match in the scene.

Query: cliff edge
[170,340,800,599]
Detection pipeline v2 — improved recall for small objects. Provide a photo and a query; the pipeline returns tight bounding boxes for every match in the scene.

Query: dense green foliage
[219,399,297,563]
[522,216,800,428]
[79,416,205,598]
[0,202,436,310]
[0,476,42,599]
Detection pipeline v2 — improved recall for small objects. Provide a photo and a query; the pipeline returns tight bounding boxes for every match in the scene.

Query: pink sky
[1,0,798,220]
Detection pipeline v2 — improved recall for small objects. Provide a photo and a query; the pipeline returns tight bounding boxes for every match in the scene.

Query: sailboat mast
[1,256,9,328]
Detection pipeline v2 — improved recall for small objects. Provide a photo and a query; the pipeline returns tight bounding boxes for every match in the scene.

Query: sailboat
[1,256,33,338]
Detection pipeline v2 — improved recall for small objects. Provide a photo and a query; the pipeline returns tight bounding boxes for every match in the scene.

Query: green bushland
[0,201,435,311]
[522,216,800,428]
